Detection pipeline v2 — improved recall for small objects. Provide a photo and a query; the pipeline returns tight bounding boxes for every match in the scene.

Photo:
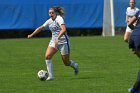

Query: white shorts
[126,26,133,33]
[49,40,70,55]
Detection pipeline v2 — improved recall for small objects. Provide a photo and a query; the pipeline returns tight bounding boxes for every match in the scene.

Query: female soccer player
[127,6,140,93]
[28,7,78,80]
[124,0,139,42]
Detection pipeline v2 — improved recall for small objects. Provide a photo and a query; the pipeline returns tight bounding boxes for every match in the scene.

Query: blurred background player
[28,6,79,80]
[128,5,140,93]
[124,0,139,42]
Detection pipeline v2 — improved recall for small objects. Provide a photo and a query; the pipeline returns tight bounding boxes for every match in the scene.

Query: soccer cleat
[128,87,134,93]
[74,63,79,75]
[128,87,136,93]
[46,76,54,81]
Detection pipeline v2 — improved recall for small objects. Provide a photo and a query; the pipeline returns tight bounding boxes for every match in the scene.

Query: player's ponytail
[52,7,64,17]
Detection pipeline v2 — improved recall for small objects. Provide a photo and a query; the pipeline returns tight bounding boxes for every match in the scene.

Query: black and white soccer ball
[37,70,48,81]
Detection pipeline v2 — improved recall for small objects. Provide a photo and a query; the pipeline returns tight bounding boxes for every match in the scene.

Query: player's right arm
[126,8,129,23]
[126,15,129,23]
[27,19,50,38]
[28,26,44,38]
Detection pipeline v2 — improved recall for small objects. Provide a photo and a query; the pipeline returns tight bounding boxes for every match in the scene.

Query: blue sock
[130,87,136,93]
[134,70,140,91]
[136,70,140,82]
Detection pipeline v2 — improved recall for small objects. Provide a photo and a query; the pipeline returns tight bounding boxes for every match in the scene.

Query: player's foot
[74,63,79,75]
[46,76,54,81]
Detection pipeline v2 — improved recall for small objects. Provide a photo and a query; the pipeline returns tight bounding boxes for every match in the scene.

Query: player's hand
[27,34,33,39]
[126,20,129,23]
[55,38,59,46]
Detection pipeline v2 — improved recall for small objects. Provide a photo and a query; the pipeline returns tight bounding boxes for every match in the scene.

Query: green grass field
[0,36,140,93]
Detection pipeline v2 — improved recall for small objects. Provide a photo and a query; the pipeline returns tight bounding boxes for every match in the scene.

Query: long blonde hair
[50,7,64,17]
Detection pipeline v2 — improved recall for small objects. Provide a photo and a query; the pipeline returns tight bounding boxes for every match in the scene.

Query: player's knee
[136,54,140,59]
[124,38,128,42]
[45,55,52,60]
[134,50,140,58]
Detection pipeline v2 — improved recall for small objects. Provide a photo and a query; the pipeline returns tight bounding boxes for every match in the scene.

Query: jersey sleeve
[134,10,140,18]
[126,7,129,15]
[57,16,65,26]
[42,19,51,27]
[136,8,139,13]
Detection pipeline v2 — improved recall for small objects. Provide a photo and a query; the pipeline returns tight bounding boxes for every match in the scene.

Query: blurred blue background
[0,0,103,29]
[0,0,140,30]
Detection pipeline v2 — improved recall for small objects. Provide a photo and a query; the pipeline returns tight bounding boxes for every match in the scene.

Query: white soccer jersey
[43,15,69,44]
[126,7,139,20]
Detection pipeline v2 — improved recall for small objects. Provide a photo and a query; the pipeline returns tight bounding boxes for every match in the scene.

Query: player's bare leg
[124,32,131,42]
[61,54,79,75]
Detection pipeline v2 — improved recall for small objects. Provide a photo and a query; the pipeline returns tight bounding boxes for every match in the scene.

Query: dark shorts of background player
[129,35,140,51]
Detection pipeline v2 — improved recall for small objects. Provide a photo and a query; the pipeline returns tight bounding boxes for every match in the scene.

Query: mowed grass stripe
[0,36,139,93]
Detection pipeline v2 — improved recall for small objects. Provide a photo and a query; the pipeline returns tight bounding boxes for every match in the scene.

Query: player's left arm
[55,16,66,45]
[55,24,66,45]
[128,16,137,30]
[57,24,66,39]
[128,10,139,29]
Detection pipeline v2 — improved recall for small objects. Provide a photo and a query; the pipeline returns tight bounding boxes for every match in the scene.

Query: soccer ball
[37,70,48,81]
